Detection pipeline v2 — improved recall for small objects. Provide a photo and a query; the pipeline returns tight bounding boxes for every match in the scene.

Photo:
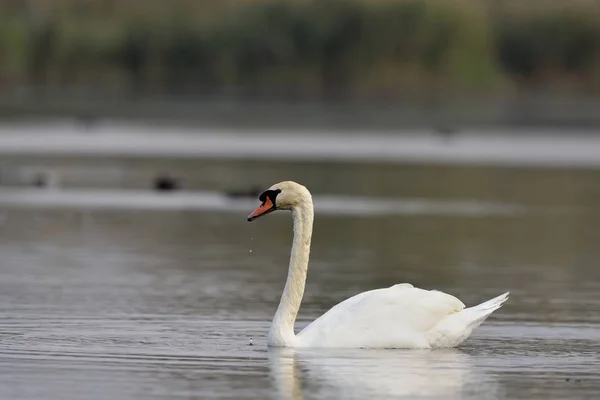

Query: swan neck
[269,199,314,346]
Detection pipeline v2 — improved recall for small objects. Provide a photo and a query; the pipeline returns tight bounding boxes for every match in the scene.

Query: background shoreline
[3,93,600,130]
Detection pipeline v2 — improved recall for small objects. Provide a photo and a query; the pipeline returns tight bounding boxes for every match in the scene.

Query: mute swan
[247,181,509,348]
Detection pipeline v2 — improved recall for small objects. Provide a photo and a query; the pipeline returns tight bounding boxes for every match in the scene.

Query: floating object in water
[32,170,61,189]
[154,175,179,192]
[249,338,253,346]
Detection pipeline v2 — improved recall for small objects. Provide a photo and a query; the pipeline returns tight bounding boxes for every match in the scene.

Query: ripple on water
[0,194,599,399]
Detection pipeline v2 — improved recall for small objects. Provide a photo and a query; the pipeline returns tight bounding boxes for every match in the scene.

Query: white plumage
[248,181,509,349]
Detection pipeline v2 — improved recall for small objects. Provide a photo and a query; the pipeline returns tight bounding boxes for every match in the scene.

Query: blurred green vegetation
[0,0,599,99]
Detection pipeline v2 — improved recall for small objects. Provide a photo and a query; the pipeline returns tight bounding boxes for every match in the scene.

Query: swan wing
[296,283,465,348]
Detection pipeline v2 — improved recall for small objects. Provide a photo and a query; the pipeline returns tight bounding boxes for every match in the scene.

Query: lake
[0,124,600,399]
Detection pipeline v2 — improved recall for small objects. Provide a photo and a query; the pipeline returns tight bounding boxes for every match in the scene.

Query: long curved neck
[268,197,314,346]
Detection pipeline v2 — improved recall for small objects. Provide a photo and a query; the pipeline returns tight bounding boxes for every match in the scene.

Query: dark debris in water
[154,175,180,191]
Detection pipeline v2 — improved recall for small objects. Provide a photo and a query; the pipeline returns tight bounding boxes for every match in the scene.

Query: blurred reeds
[0,0,599,99]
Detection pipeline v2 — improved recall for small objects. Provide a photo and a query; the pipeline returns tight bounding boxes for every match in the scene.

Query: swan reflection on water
[267,347,498,400]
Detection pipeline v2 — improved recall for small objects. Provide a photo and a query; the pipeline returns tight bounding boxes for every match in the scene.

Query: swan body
[247,181,509,349]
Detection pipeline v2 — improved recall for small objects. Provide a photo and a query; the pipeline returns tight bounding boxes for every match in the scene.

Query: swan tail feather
[424,291,509,348]
[462,291,509,329]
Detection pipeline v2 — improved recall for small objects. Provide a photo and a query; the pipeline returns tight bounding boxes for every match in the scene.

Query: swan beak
[247,197,276,221]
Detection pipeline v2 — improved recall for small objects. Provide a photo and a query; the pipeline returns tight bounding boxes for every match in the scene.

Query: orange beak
[247,197,276,221]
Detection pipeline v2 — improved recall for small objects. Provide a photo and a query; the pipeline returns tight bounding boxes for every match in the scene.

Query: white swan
[247,181,509,348]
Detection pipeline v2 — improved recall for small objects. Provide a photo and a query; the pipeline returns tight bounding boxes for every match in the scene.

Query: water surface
[1,152,600,399]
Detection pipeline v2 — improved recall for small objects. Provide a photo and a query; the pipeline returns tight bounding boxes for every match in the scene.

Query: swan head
[247,181,311,221]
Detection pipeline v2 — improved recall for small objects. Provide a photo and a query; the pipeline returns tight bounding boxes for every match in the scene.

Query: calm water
[1,156,600,399]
